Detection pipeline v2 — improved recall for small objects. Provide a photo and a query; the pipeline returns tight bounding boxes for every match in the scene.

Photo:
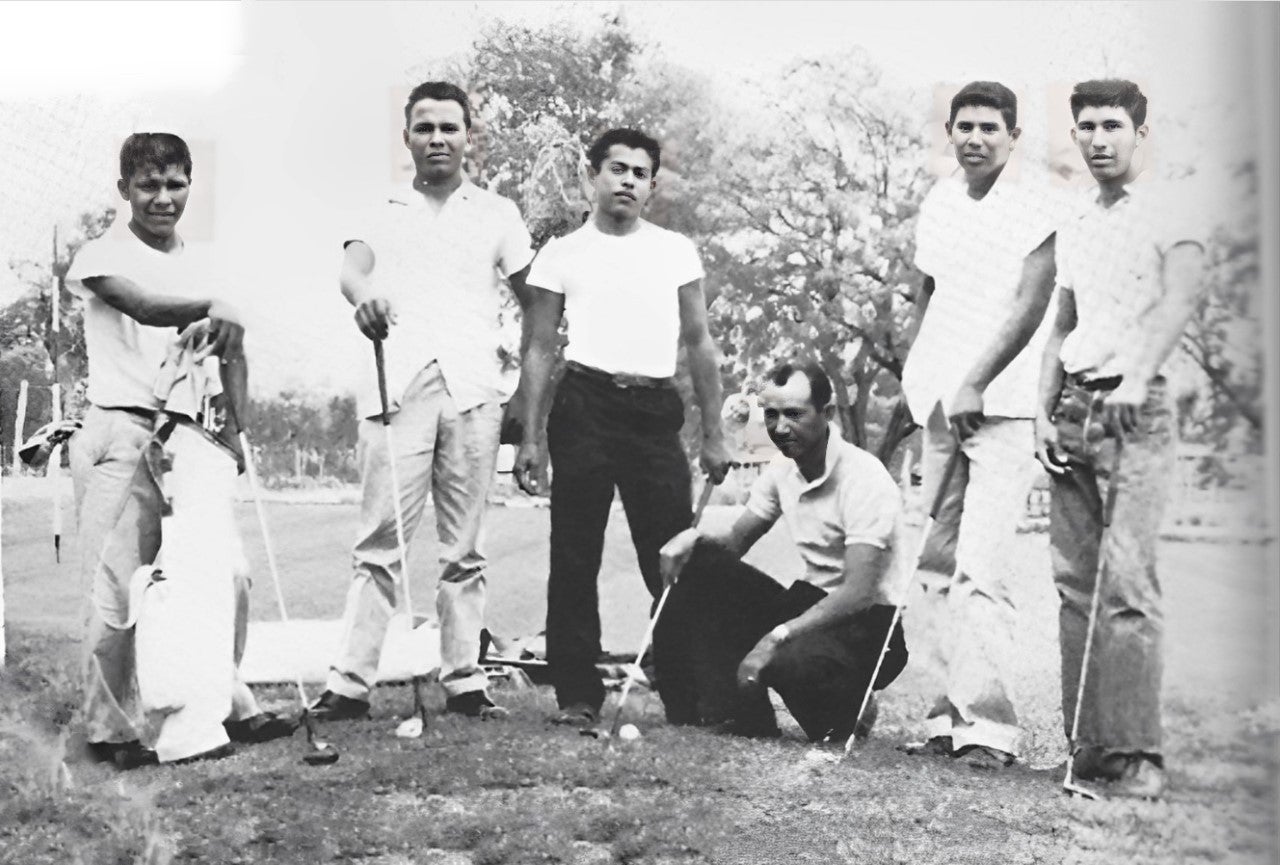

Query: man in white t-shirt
[513,127,731,726]
[67,133,293,768]
[309,82,536,722]
[900,81,1061,768]
[654,360,906,740]
[1037,80,1205,799]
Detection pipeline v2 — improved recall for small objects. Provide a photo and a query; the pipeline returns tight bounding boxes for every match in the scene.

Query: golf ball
[395,716,424,738]
[618,723,641,741]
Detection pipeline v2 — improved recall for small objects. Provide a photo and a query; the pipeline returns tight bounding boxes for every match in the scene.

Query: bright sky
[0,1,1268,397]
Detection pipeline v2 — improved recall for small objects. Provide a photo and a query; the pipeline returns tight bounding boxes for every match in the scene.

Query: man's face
[589,145,656,221]
[946,105,1019,181]
[1071,105,1146,183]
[117,163,189,241]
[403,98,469,184]
[760,372,831,463]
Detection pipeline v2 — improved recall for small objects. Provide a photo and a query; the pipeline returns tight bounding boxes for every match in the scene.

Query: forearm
[339,242,376,307]
[82,276,212,328]
[518,342,556,441]
[1127,250,1206,381]
[1038,333,1067,418]
[963,242,1056,390]
[688,335,726,445]
[904,275,934,346]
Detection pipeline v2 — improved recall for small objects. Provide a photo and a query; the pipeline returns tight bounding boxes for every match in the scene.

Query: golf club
[603,475,719,739]
[1062,438,1125,800]
[235,419,339,766]
[373,340,431,739]
[843,433,963,755]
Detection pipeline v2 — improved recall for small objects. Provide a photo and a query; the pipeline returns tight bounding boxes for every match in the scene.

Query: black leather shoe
[224,711,300,743]
[89,740,160,770]
[445,691,509,720]
[309,690,370,722]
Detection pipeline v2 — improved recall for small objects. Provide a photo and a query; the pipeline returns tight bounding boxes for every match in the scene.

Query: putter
[1062,439,1124,800]
[843,432,964,755]
[373,340,431,739]
[235,417,339,766]
[601,475,720,739]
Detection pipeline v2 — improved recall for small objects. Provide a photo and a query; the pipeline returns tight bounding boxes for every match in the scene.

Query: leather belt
[565,360,674,390]
[1065,372,1122,392]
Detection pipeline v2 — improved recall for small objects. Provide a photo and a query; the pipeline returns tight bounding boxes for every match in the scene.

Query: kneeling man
[653,360,907,741]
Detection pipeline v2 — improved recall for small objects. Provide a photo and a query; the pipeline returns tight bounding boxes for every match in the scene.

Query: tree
[699,51,931,464]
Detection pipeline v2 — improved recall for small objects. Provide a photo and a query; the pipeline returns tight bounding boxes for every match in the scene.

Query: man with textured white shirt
[310,81,535,722]
[1036,79,1205,799]
[900,81,1060,768]
[513,127,731,727]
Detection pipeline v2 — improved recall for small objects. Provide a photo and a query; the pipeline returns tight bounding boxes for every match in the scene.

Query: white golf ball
[618,723,641,741]
[394,716,424,738]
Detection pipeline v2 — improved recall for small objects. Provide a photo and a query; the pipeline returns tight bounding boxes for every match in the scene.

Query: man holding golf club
[512,127,731,727]
[652,360,906,741]
[68,132,294,767]
[1038,79,1205,800]
[310,81,535,723]
[899,81,1060,769]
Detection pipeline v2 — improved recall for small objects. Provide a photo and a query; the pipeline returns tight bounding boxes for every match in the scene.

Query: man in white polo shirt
[1037,79,1205,799]
[513,127,731,726]
[654,360,906,740]
[310,82,535,722]
[900,81,1060,768]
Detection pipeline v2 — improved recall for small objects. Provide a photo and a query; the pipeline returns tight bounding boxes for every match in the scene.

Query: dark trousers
[546,366,693,711]
[652,543,908,742]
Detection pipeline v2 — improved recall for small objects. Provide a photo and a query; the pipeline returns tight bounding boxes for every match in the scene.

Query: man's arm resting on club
[679,278,730,484]
[659,508,774,589]
[1034,286,1077,474]
[737,543,889,688]
[950,234,1057,437]
[512,286,566,494]
[81,275,242,357]
[1104,241,1207,433]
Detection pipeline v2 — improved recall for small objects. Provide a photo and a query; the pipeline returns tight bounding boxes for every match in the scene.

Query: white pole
[50,226,62,563]
[13,379,28,473]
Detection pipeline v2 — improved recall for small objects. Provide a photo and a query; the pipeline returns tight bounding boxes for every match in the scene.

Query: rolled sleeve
[672,235,705,287]
[744,465,784,524]
[496,199,535,278]
[840,469,901,550]
[912,187,943,277]
[526,240,564,294]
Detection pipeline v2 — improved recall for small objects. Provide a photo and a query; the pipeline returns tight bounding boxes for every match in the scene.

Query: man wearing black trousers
[513,128,731,725]
[653,360,907,741]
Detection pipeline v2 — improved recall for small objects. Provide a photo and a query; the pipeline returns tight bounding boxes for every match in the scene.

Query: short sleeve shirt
[525,219,704,378]
[66,220,210,410]
[903,175,1062,421]
[745,433,903,603]
[346,179,534,418]
[1056,180,1205,377]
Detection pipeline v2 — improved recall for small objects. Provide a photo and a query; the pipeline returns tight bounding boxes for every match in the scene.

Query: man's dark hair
[119,133,192,182]
[587,128,661,176]
[404,81,472,129]
[765,359,833,411]
[948,81,1018,132]
[1069,79,1148,126]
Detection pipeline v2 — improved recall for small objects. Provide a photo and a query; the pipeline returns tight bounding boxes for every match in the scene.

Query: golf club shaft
[609,477,718,736]
[1063,439,1124,791]
[844,434,963,754]
[374,340,427,721]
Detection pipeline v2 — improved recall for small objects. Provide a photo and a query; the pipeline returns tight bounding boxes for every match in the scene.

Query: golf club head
[579,727,608,740]
[1062,773,1101,800]
[303,740,340,766]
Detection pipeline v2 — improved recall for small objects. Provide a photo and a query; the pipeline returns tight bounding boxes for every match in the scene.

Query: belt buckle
[614,373,645,389]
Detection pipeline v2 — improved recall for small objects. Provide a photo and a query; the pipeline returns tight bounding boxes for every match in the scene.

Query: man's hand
[513,440,548,496]
[1102,376,1147,437]
[700,436,732,485]
[736,632,781,693]
[659,528,701,590]
[1034,412,1069,475]
[354,297,396,341]
[948,382,986,441]
[189,299,244,361]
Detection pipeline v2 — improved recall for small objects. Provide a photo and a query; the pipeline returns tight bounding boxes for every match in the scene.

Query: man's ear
[116,178,129,200]
[1009,125,1022,145]
[822,403,837,422]
[402,127,410,150]
[1069,126,1079,146]
[1135,124,1149,144]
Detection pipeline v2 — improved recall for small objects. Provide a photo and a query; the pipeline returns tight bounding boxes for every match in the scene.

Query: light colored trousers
[70,407,260,754]
[327,364,501,700]
[916,404,1039,756]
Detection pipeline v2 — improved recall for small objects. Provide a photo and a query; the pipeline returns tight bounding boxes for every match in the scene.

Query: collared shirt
[525,218,703,378]
[745,432,903,603]
[66,219,211,411]
[903,174,1063,422]
[1056,180,1203,377]
[346,178,534,418]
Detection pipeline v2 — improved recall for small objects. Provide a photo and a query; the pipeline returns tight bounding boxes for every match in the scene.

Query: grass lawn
[2,489,1278,864]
